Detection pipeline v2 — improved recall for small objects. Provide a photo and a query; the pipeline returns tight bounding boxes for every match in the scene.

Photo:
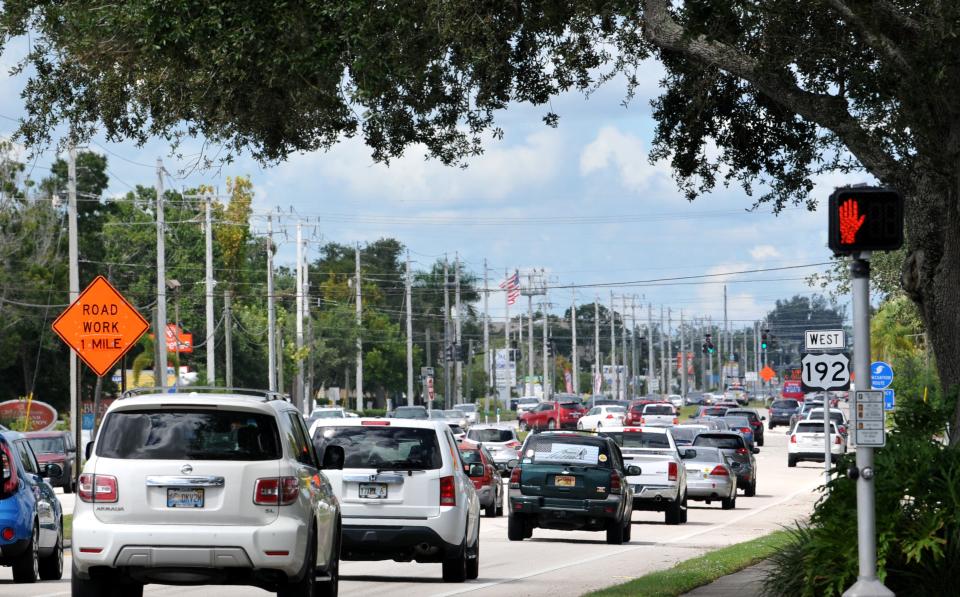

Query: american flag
[500,271,521,306]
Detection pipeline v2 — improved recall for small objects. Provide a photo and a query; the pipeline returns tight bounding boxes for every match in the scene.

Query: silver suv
[72,388,342,597]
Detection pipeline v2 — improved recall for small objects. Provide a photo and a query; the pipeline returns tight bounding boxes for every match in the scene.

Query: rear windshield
[727,411,758,422]
[312,409,344,418]
[701,407,728,416]
[601,431,671,449]
[467,428,514,442]
[796,422,835,434]
[772,400,799,409]
[393,407,428,419]
[460,450,482,464]
[523,436,608,467]
[693,435,745,450]
[97,409,281,460]
[313,426,442,470]
[643,405,675,415]
[809,411,844,423]
[686,448,722,463]
[27,437,66,454]
[669,427,701,443]
[725,417,752,428]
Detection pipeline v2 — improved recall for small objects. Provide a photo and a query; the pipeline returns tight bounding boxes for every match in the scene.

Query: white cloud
[750,245,781,260]
[579,126,671,193]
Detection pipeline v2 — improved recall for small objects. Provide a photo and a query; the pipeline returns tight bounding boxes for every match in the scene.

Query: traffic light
[547,344,554,357]
[458,343,469,362]
[828,187,904,254]
[445,343,455,362]
[761,329,769,350]
[703,334,715,354]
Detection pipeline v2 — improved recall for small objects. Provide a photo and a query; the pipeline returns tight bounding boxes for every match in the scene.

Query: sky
[0,39,854,331]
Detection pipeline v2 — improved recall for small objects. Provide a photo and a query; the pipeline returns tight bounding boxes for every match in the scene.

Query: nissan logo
[181,464,193,475]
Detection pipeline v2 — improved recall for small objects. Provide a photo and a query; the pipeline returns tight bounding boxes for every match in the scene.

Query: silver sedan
[682,446,738,510]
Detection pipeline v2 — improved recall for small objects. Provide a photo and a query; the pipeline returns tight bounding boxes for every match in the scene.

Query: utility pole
[571,290,579,394]
[277,327,285,394]
[708,316,714,391]
[621,295,628,398]
[266,215,276,392]
[355,243,363,411]
[155,158,167,389]
[202,193,215,386]
[541,302,549,399]
[680,310,687,398]
[224,289,233,387]
[610,292,618,400]
[503,269,512,405]
[295,223,305,410]
[630,297,638,398]
[406,251,414,406]
[660,306,666,394]
[442,258,451,405]
[455,254,462,405]
[302,233,310,411]
[648,304,654,394]
[723,284,729,386]
[67,147,79,483]
[667,308,673,395]
[483,260,490,393]
[527,277,535,386]
[594,298,600,394]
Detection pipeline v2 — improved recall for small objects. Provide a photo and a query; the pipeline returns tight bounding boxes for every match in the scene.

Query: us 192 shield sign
[800,352,851,392]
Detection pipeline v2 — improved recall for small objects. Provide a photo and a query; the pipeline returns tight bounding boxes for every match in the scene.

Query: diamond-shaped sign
[759,366,776,382]
[52,276,150,377]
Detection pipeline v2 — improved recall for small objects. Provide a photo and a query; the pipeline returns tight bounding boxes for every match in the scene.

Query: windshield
[725,417,752,428]
[644,405,675,415]
[601,431,671,449]
[771,400,799,409]
[809,411,845,423]
[443,410,463,419]
[693,435,745,450]
[518,399,538,406]
[796,422,836,434]
[460,449,482,464]
[313,426,442,470]
[523,436,609,467]
[97,409,281,460]
[467,428,515,442]
[27,437,66,454]
[393,407,428,419]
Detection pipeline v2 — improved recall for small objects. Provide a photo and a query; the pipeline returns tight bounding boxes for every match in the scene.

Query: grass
[585,530,790,597]
[64,513,72,542]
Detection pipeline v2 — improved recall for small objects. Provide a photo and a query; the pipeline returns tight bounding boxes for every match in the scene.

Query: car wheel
[547,419,556,430]
[758,437,764,447]
[605,520,625,545]
[12,523,39,583]
[679,495,689,523]
[508,514,526,541]
[38,520,64,580]
[622,520,632,543]
[768,422,775,430]
[316,522,340,597]
[71,563,106,597]
[745,480,757,497]
[665,499,682,525]
[63,479,74,494]
[442,535,468,582]
[788,455,797,468]
[278,527,317,597]
[484,500,496,518]
[722,494,736,510]
[495,489,504,517]
[465,535,479,580]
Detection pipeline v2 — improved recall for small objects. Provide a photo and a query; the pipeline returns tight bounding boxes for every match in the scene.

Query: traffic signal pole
[844,254,894,597]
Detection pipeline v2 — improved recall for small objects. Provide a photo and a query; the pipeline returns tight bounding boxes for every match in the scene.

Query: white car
[576,405,626,431]
[805,408,849,437]
[515,397,539,416]
[788,421,847,467]
[667,394,684,408]
[72,389,341,597]
[640,403,679,427]
[311,418,481,582]
[453,403,478,425]
[464,425,521,474]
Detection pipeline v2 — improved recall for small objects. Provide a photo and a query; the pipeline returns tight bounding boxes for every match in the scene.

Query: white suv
[72,389,342,597]
[310,418,481,582]
[788,420,847,467]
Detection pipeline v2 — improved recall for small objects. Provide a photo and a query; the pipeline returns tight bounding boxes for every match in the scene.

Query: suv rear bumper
[342,524,460,562]
[509,494,625,529]
[71,513,307,578]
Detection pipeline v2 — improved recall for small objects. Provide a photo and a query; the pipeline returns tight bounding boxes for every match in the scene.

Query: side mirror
[321,445,345,470]
[681,449,697,460]
[44,463,63,480]
[506,459,519,469]
[84,442,95,460]
[467,463,485,477]
[752,447,761,454]
[626,465,642,476]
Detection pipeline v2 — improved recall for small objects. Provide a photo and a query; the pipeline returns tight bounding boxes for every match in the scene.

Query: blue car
[0,430,65,583]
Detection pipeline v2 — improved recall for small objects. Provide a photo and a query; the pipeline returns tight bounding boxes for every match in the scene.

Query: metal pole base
[843,577,895,596]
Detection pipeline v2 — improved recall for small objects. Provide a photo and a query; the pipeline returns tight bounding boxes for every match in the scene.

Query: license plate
[554,475,575,487]
[167,488,204,508]
[359,483,388,499]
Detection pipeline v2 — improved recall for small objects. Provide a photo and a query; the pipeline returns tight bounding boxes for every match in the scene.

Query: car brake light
[736,447,748,455]
[640,418,646,425]
[510,465,522,489]
[1,527,14,541]
[609,471,622,494]
[505,440,521,448]
[709,465,729,476]
[672,418,679,425]
[254,477,298,505]
[440,475,456,506]
[835,435,843,445]
[0,443,17,495]
[839,426,846,435]
[606,414,614,419]
[78,474,118,503]
[790,435,797,444]
[361,420,390,426]
[668,462,678,482]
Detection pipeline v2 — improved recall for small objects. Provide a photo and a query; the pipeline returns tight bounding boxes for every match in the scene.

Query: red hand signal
[839,199,865,244]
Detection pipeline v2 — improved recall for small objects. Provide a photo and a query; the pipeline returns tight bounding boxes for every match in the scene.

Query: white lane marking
[434,480,821,597]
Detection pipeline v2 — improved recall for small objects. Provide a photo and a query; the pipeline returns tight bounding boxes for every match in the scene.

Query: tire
[12,523,38,583]
[442,536,468,582]
[665,498,682,525]
[788,455,797,468]
[465,535,479,580]
[278,528,317,597]
[745,480,757,497]
[722,495,736,510]
[484,501,496,518]
[679,495,689,523]
[495,490,504,517]
[758,437,764,447]
[547,419,556,430]
[508,514,526,541]
[605,520,625,545]
[768,421,775,430]
[622,520,632,543]
[63,479,74,494]
[39,521,63,581]
[71,563,140,597]
[316,522,340,597]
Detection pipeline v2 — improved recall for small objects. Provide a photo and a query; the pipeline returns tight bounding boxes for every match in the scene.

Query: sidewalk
[681,561,770,597]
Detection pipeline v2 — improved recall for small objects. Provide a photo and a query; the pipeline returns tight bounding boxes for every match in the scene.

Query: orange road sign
[52,276,150,377]
[759,366,776,383]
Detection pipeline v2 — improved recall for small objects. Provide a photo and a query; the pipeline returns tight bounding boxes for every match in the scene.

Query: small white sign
[804,329,845,351]
[745,371,758,382]
[853,390,886,447]
[856,429,886,446]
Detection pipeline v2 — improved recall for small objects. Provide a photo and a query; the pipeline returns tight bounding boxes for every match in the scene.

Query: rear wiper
[375,460,426,473]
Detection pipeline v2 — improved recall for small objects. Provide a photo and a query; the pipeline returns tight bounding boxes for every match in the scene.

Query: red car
[519,399,586,431]
[24,430,76,492]
[458,441,503,517]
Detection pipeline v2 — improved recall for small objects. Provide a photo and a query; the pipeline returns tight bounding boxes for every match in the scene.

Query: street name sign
[800,352,851,392]
[52,276,150,377]
[804,329,845,352]
[854,390,886,447]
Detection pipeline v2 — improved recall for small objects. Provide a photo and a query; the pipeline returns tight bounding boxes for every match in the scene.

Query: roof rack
[119,386,290,402]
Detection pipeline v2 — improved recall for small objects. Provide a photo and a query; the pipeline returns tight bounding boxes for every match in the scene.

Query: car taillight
[835,435,843,445]
[736,447,748,455]
[740,427,752,434]
[672,418,679,425]
[254,477,298,505]
[440,475,456,507]
[609,471,622,494]
[668,462,678,482]
[78,474,118,503]
[510,465,523,489]
[710,465,729,476]
[640,418,646,425]
[606,414,614,419]
[790,435,797,444]
[0,443,17,495]
[839,426,846,435]
[506,440,521,448]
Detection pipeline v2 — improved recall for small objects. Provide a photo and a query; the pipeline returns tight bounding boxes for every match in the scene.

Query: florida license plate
[359,483,388,499]
[554,475,575,487]
[167,488,204,508]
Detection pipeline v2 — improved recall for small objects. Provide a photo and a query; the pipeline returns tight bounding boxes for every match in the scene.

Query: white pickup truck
[598,426,690,525]
[640,403,679,427]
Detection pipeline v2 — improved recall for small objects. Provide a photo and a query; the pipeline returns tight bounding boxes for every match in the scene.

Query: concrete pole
[483,260,490,393]
[542,303,549,399]
[527,285,535,384]
[667,308,673,395]
[680,310,687,398]
[443,258,450,405]
[455,255,462,405]
[155,158,167,389]
[224,289,233,387]
[266,215,276,392]
[67,147,80,482]
[594,298,600,394]
[610,292,618,399]
[204,193,216,386]
[621,295,628,399]
[406,252,414,406]
[630,297,638,398]
[648,304,654,394]
[503,269,511,403]
[571,290,579,394]
[295,223,305,409]
[355,244,363,411]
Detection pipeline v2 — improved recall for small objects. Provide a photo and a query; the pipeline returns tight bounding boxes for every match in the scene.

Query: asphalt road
[2,411,828,597]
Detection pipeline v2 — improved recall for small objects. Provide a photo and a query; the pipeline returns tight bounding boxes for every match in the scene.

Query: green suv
[507,432,639,544]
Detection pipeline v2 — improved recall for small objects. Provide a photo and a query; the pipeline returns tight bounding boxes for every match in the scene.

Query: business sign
[744,371,758,382]
[870,361,894,390]
[854,390,886,447]
[800,352,851,392]
[165,324,193,353]
[51,276,150,377]
[426,376,435,401]
[0,399,58,431]
[804,329,845,352]
[494,349,517,388]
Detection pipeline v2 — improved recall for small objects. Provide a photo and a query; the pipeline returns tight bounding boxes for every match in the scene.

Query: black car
[725,408,766,446]
[767,399,801,429]
[692,432,760,496]
[508,432,639,544]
